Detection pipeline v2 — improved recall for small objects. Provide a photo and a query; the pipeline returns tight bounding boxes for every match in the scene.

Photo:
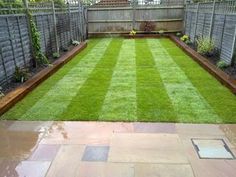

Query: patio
[0,121,236,177]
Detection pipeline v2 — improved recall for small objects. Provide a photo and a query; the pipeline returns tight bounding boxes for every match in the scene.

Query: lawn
[1,38,236,123]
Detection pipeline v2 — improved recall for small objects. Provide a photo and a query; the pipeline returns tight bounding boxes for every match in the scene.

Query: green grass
[1,38,236,123]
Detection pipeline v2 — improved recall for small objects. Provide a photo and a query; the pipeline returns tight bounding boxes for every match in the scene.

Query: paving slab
[220,125,236,147]
[108,133,188,163]
[133,123,176,133]
[82,146,110,162]
[29,144,60,161]
[176,124,225,137]
[0,160,51,177]
[41,122,133,145]
[46,145,85,177]
[0,129,40,160]
[8,121,53,132]
[76,162,134,177]
[134,164,195,177]
[0,120,15,130]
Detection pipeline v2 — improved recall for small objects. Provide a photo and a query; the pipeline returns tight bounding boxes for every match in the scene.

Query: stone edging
[0,42,87,116]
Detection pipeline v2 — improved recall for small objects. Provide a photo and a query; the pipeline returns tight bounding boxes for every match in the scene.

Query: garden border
[169,35,236,95]
[0,42,87,116]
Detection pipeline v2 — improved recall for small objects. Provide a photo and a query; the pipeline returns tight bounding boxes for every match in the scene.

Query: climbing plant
[28,12,49,66]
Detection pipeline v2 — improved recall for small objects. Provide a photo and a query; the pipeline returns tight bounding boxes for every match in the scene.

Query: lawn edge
[169,35,236,95]
[0,42,87,116]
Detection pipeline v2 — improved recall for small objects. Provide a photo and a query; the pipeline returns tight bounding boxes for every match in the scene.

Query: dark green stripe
[59,38,123,120]
[135,39,177,122]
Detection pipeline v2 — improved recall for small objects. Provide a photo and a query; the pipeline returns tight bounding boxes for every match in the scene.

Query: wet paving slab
[0,121,236,177]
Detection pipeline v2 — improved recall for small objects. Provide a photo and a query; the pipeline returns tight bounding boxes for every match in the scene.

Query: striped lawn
[1,38,236,123]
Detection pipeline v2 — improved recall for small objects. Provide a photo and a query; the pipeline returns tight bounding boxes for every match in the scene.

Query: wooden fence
[185,1,236,65]
[87,0,185,34]
[0,1,87,86]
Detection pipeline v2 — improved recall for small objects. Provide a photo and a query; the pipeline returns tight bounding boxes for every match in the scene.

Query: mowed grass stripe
[59,38,123,120]
[99,39,137,121]
[148,39,221,123]
[161,39,236,123]
[1,39,101,120]
[19,38,112,120]
[135,39,177,122]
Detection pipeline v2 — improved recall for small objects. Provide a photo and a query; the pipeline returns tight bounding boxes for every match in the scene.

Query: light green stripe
[148,39,221,123]
[21,38,112,119]
[99,39,137,121]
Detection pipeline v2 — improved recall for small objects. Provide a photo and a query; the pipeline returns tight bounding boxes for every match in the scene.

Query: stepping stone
[82,146,109,162]
[192,139,235,159]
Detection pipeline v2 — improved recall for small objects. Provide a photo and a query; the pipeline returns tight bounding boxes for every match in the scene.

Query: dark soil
[182,39,236,80]
[1,65,46,94]
[1,45,74,95]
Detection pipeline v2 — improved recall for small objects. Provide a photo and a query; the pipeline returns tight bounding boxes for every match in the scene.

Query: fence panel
[185,1,236,65]
[0,2,87,86]
[88,6,184,34]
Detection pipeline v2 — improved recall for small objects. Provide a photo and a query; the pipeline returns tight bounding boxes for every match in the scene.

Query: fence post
[184,3,188,34]
[230,25,236,65]
[51,1,60,54]
[6,17,17,68]
[209,0,216,38]
[67,2,73,41]
[132,0,136,30]
[219,15,226,56]
[81,5,85,40]
[78,1,84,41]
[23,0,36,66]
[0,47,9,84]
[16,16,27,67]
[193,2,200,41]
[85,7,88,39]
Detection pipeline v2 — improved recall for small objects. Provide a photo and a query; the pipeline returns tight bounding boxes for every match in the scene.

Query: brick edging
[169,35,236,95]
[0,42,87,116]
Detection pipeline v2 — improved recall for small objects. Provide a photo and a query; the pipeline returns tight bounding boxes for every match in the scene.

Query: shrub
[14,67,28,83]
[129,30,136,36]
[180,35,190,43]
[72,40,80,46]
[53,52,60,58]
[0,86,4,99]
[217,60,229,69]
[196,37,215,56]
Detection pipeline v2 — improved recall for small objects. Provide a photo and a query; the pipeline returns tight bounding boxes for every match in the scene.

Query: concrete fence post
[67,2,73,41]
[0,47,9,83]
[184,3,188,34]
[230,25,236,65]
[51,1,60,54]
[78,1,84,41]
[22,0,35,65]
[209,0,216,38]
[193,2,200,41]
